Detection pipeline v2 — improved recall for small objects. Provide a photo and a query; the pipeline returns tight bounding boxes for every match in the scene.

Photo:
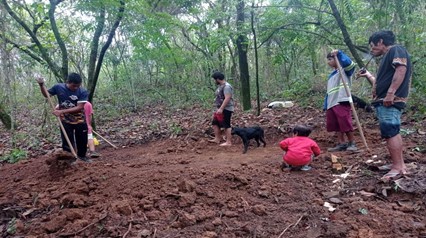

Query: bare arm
[383,65,406,107]
[218,93,231,113]
[53,103,85,117]
[356,70,376,98]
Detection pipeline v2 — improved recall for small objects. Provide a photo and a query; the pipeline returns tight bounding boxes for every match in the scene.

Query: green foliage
[170,123,183,135]
[1,0,426,127]
[280,77,324,108]
[1,148,27,164]
[6,218,16,235]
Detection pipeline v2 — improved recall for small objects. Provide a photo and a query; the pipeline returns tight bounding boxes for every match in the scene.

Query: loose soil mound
[1,104,425,237]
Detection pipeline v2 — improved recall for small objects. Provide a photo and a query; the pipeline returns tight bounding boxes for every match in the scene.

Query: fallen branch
[59,212,107,237]
[277,213,305,238]
[123,204,134,238]
[241,197,250,212]
[123,222,132,238]
[277,224,292,238]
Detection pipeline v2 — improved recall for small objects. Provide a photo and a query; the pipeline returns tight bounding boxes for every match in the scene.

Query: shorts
[375,105,402,139]
[212,109,233,129]
[326,103,354,132]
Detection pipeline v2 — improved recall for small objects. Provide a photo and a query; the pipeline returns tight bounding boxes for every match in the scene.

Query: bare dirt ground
[1,103,426,237]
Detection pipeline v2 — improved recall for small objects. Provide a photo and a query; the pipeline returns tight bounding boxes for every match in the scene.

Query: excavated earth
[1,103,426,238]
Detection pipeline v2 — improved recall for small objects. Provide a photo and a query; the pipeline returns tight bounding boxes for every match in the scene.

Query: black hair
[211,71,225,80]
[67,72,82,84]
[293,125,312,137]
[369,30,395,46]
[326,52,334,59]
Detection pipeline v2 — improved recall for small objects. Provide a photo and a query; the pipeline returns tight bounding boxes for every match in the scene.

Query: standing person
[36,73,91,163]
[325,49,358,152]
[208,71,234,146]
[358,30,412,180]
[84,102,100,158]
[279,125,321,171]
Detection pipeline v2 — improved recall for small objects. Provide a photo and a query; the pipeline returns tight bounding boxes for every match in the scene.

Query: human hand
[216,108,223,114]
[330,49,339,57]
[383,93,395,107]
[52,109,62,117]
[35,75,45,84]
[356,69,372,79]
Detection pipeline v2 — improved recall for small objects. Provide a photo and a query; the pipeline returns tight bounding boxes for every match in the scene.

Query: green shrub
[1,148,27,163]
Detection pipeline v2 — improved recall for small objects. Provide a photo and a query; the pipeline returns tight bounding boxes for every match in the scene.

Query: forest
[0,0,426,237]
[1,0,425,134]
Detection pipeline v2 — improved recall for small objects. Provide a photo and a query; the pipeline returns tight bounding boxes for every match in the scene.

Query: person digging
[36,73,92,164]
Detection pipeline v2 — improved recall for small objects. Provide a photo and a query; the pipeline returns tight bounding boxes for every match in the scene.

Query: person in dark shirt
[358,30,412,181]
[36,73,91,163]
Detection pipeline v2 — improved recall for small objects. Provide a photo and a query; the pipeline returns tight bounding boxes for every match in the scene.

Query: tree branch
[49,0,68,80]
[87,3,106,92]
[90,0,125,102]
[1,0,61,79]
[259,22,324,48]
[0,35,44,63]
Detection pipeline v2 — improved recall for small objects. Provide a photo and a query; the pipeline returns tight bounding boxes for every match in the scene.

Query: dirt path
[1,106,425,237]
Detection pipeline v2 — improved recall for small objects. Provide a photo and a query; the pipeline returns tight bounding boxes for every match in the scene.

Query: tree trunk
[0,104,12,129]
[327,0,370,85]
[88,0,125,102]
[236,0,251,111]
[251,5,260,115]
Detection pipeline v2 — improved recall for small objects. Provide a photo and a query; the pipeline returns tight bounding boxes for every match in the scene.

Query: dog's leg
[260,133,266,147]
[242,137,248,154]
[255,137,261,147]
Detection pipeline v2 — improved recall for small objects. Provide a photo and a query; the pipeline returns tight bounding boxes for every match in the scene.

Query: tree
[327,0,368,84]
[236,0,251,110]
[0,0,125,101]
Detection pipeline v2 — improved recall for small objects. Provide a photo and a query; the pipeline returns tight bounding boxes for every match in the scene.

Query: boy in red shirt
[279,125,321,171]
[84,102,100,158]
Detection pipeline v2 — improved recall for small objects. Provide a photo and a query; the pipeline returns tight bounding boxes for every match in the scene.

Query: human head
[66,72,82,91]
[326,52,337,68]
[368,30,395,56]
[211,71,225,85]
[293,125,312,137]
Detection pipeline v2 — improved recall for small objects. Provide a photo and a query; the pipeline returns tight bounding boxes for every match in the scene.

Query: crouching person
[279,125,321,171]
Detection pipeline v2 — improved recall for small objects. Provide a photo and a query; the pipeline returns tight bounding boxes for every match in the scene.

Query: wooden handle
[92,130,118,149]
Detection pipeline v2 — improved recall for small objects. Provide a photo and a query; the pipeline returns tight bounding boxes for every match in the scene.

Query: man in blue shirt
[36,73,91,163]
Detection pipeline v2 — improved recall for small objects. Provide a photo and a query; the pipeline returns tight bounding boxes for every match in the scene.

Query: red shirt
[279,136,321,166]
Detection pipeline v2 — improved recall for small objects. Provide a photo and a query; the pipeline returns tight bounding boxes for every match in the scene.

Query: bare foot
[219,142,232,147]
[380,169,406,182]
[208,139,221,143]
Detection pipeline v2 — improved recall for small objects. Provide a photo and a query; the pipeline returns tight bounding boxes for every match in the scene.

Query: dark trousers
[60,122,88,158]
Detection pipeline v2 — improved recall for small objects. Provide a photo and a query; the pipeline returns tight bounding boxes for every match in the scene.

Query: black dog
[231,126,266,154]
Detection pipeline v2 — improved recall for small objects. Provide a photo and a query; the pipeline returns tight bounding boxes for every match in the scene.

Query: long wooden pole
[92,130,118,149]
[43,86,79,158]
[334,55,370,151]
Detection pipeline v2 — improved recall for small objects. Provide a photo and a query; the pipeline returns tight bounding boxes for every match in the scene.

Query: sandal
[380,171,403,182]
[378,164,392,171]
[208,139,221,143]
